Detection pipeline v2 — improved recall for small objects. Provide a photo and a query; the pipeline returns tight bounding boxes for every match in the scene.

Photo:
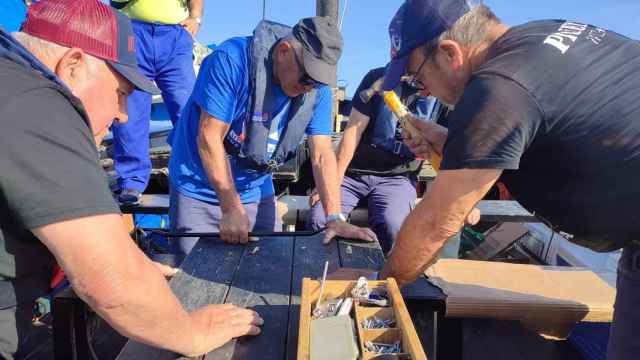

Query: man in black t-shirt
[0,1,261,358]
[363,1,640,359]
[308,67,431,254]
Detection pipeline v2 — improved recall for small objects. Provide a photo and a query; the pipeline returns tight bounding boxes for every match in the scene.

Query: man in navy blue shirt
[169,17,376,253]
[363,1,640,359]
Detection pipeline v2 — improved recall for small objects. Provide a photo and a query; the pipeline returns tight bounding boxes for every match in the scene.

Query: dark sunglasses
[405,58,427,91]
[292,49,323,88]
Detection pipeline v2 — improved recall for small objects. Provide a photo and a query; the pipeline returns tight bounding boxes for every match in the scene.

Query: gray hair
[423,3,501,59]
[12,32,102,75]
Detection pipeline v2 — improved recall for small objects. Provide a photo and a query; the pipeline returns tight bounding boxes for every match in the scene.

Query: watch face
[327,214,347,223]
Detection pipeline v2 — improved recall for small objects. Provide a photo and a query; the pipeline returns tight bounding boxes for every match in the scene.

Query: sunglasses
[405,58,427,91]
[292,49,323,88]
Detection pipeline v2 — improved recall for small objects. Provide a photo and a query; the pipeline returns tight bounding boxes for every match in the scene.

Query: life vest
[223,20,318,173]
[365,85,435,159]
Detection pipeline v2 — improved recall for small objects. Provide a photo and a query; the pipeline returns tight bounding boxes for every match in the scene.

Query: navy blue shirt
[441,20,640,247]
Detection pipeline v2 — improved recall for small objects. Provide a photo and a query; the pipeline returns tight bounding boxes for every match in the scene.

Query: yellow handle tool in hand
[382,91,442,170]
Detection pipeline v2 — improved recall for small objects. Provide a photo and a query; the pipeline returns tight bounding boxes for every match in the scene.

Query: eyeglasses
[405,58,427,91]
[292,48,323,88]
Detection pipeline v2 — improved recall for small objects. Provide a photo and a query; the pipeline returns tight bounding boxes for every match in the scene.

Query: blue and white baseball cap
[382,0,470,91]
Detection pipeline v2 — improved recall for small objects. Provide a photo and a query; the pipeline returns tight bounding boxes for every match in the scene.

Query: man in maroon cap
[0,1,261,358]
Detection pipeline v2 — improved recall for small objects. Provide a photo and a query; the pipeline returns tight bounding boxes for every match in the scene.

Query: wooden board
[425,259,615,339]
[287,233,340,360]
[116,238,245,360]
[338,238,385,271]
[474,201,539,223]
[114,232,389,360]
[466,223,530,260]
[205,237,294,360]
[276,196,539,228]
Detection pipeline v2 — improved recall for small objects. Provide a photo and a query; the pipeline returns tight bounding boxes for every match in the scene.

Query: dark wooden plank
[461,319,582,360]
[475,200,539,223]
[402,275,446,302]
[286,233,340,360]
[120,194,169,214]
[337,238,385,270]
[117,238,245,360]
[53,288,91,360]
[204,236,295,360]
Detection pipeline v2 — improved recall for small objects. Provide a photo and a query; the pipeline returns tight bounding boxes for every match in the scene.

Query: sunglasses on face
[292,49,323,88]
[405,58,427,91]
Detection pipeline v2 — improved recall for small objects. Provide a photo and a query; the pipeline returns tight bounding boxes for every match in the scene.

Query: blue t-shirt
[0,0,27,33]
[169,36,332,204]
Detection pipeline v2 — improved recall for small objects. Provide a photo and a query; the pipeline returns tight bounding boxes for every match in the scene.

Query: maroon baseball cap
[22,0,160,95]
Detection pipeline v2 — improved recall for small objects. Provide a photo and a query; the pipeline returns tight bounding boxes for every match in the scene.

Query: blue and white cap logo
[388,2,407,59]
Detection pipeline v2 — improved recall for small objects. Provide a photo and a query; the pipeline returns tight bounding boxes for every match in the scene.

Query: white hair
[12,32,102,75]
[423,3,501,58]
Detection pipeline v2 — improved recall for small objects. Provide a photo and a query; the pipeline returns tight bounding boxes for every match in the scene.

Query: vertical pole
[262,0,266,20]
[316,0,340,131]
[316,0,339,24]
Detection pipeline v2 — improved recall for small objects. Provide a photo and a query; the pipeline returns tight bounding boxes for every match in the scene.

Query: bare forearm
[336,109,369,181]
[310,139,341,215]
[380,197,460,286]
[82,251,195,353]
[198,132,241,211]
[188,0,203,18]
[335,125,361,182]
[380,169,501,286]
[35,216,198,355]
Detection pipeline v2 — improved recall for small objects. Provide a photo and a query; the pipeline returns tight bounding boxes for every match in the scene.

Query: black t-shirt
[349,67,422,175]
[441,20,640,250]
[0,57,120,307]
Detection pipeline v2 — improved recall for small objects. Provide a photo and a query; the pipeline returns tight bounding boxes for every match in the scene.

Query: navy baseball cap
[293,17,343,86]
[22,0,160,95]
[382,0,470,91]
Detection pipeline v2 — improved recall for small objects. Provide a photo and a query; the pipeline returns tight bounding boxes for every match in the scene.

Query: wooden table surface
[113,231,586,360]
[116,233,442,360]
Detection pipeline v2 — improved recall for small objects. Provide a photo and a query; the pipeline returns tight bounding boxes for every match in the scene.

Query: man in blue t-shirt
[169,17,377,253]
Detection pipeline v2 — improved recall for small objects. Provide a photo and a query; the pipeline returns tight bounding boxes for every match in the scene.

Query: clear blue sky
[194,1,640,97]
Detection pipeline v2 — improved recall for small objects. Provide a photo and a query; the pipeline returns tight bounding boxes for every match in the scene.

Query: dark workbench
[52,228,583,360]
[112,233,581,360]
[115,233,406,360]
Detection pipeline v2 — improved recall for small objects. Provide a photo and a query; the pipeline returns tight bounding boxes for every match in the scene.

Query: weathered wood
[117,238,246,360]
[387,278,428,360]
[475,200,539,223]
[204,237,295,360]
[338,238,385,271]
[276,196,539,228]
[296,279,313,360]
[402,276,446,302]
[286,233,340,360]
[466,223,529,260]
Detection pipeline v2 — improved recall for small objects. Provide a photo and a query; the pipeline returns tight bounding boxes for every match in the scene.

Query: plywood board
[425,259,615,338]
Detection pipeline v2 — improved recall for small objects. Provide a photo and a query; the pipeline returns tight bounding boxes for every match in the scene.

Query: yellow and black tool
[382,90,442,170]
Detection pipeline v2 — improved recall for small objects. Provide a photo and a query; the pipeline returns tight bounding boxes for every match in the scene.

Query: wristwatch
[191,16,202,25]
[326,213,347,224]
